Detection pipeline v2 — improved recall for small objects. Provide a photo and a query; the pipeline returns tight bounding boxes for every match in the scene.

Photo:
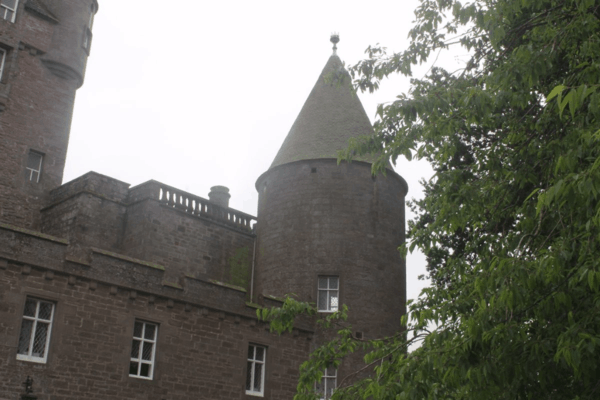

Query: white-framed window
[26,150,43,182]
[246,344,266,396]
[316,367,337,400]
[17,298,55,363]
[0,0,18,23]
[129,320,158,380]
[318,276,339,312]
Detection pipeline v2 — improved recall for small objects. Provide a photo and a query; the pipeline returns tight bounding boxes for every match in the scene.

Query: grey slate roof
[269,54,375,169]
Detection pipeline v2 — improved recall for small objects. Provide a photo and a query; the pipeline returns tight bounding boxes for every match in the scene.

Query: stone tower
[255,40,408,348]
[0,0,98,228]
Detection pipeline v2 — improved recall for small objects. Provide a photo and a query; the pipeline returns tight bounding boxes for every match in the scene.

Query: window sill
[16,355,47,364]
[129,374,153,381]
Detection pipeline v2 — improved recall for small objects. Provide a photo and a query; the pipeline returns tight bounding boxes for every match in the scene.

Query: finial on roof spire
[330,33,340,55]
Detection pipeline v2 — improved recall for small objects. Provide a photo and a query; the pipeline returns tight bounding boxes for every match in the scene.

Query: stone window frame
[246,343,267,396]
[316,367,337,400]
[317,276,339,313]
[129,320,158,380]
[0,0,18,23]
[0,42,14,86]
[26,150,43,183]
[16,297,55,364]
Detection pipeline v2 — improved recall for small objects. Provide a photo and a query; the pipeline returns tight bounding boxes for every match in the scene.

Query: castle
[0,1,407,399]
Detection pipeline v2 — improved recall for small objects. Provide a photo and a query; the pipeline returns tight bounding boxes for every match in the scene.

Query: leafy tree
[260,0,600,398]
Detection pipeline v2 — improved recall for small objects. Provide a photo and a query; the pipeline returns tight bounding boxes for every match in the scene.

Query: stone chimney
[208,186,231,208]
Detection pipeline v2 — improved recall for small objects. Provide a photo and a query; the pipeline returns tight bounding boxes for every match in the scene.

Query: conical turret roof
[269,53,375,169]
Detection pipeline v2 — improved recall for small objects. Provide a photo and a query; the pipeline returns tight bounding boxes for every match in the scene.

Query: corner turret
[0,0,98,228]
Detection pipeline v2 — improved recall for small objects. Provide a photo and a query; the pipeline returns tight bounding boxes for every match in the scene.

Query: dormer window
[0,0,18,23]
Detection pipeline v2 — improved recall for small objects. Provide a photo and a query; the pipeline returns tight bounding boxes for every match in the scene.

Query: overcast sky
[65,0,464,303]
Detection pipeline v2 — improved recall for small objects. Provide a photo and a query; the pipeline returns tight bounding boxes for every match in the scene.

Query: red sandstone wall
[0,1,96,229]
[255,160,407,340]
[122,198,255,287]
[0,227,311,400]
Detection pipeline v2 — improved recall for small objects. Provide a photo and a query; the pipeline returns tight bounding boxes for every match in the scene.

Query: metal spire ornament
[330,33,339,55]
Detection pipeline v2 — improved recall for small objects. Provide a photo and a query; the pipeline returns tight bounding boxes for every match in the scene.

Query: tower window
[0,0,18,23]
[0,47,5,81]
[317,276,339,312]
[88,3,94,29]
[26,150,43,183]
[82,28,92,53]
[316,367,337,399]
[17,298,55,363]
[129,320,158,380]
[246,344,266,396]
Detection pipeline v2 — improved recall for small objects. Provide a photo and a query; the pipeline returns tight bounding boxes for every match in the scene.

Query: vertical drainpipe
[250,229,257,302]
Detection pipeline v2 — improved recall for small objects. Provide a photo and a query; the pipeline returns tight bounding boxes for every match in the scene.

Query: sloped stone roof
[269,54,375,169]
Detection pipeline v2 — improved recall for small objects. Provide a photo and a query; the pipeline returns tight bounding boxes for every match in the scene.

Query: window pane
[129,361,138,375]
[326,377,336,393]
[131,339,140,358]
[140,363,150,377]
[23,299,37,317]
[253,363,263,391]
[329,293,339,311]
[144,324,156,340]
[329,277,338,289]
[32,322,48,357]
[255,346,264,361]
[142,342,153,361]
[27,152,42,170]
[247,345,254,360]
[18,319,33,354]
[2,0,17,9]
[318,290,328,310]
[315,379,324,394]
[133,321,143,338]
[318,277,328,289]
[38,302,53,320]
[246,361,253,390]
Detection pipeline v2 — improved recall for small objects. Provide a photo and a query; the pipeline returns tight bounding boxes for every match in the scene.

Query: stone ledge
[90,247,165,271]
[209,279,247,293]
[0,222,69,245]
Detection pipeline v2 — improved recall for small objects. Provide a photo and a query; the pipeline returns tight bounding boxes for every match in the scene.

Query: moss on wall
[227,246,250,289]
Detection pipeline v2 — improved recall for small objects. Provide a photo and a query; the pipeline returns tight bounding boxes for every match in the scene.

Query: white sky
[64,0,464,304]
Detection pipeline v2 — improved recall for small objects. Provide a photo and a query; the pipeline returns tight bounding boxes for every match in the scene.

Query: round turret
[0,0,98,228]
[254,47,408,340]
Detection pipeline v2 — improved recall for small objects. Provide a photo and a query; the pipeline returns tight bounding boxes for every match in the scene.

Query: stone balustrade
[156,183,256,232]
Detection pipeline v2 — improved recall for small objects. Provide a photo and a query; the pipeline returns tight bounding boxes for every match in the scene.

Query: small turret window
[26,150,43,183]
[88,5,94,29]
[0,48,5,80]
[318,276,339,312]
[0,0,18,23]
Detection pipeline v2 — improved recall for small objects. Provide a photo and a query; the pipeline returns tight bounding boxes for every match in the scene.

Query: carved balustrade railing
[127,181,256,232]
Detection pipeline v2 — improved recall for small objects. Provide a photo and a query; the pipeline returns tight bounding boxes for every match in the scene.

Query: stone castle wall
[0,225,312,400]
